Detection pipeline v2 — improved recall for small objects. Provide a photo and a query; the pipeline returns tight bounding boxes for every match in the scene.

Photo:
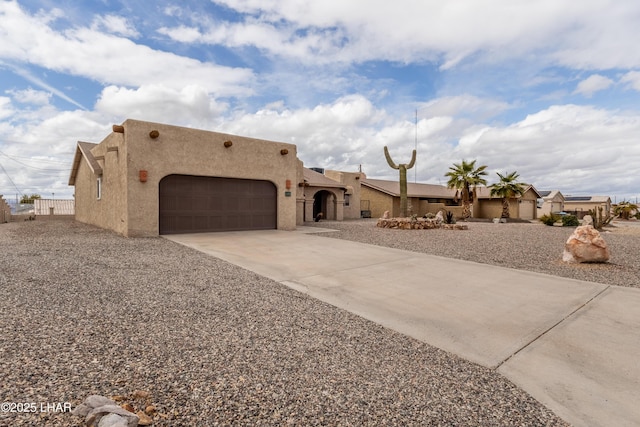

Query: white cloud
[0,96,14,120]
[95,85,229,128]
[196,0,640,70]
[620,71,640,92]
[419,95,511,121]
[0,106,111,198]
[91,14,140,38]
[573,74,614,97]
[0,2,254,96]
[157,25,203,43]
[7,88,52,105]
[450,104,640,194]
[218,98,640,198]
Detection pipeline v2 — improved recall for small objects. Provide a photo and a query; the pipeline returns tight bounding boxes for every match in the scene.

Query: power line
[0,160,24,197]
[0,150,71,172]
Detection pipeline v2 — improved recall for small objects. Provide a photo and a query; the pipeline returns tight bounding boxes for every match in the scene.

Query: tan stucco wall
[73,131,129,235]
[420,202,464,218]
[361,187,465,218]
[0,196,11,223]
[475,199,506,219]
[476,189,538,219]
[74,119,299,237]
[296,160,305,225]
[361,186,394,218]
[324,170,363,219]
[563,201,611,216]
[538,201,564,216]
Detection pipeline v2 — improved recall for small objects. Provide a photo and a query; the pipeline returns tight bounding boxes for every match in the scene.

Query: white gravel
[0,220,573,426]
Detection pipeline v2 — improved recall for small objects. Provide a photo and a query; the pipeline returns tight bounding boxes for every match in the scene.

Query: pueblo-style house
[69,119,542,237]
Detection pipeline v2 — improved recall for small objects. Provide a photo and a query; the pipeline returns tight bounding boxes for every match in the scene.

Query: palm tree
[613,200,639,220]
[445,160,488,219]
[489,171,526,218]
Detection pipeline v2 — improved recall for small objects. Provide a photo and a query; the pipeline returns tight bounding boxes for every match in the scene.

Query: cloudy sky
[1,0,639,202]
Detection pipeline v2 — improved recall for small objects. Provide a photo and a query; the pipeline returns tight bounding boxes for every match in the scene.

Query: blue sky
[1,0,639,202]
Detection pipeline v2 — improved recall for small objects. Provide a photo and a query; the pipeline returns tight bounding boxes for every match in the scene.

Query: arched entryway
[313,190,329,220]
[311,189,343,221]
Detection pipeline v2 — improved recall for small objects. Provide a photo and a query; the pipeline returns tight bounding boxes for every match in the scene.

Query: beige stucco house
[361,178,462,218]
[69,119,301,237]
[563,195,612,218]
[537,190,565,217]
[361,178,539,220]
[473,185,540,220]
[69,119,367,236]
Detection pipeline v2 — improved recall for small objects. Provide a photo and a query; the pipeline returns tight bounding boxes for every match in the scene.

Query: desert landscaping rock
[0,219,606,426]
[562,225,610,263]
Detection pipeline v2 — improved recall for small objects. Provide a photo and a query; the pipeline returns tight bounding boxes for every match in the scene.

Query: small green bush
[562,214,579,226]
[540,213,560,226]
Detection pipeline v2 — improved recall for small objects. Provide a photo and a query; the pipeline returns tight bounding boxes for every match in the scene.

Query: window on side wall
[96,177,102,200]
[345,194,350,207]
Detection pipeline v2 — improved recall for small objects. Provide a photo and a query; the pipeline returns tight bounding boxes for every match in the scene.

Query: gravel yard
[0,220,574,426]
[308,219,640,289]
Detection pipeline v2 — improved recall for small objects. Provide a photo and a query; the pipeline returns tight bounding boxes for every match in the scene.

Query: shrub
[540,213,560,226]
[445,211,456,224]
[562,214,579,227]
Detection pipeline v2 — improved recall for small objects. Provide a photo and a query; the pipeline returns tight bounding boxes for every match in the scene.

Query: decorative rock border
[376,218,468,230]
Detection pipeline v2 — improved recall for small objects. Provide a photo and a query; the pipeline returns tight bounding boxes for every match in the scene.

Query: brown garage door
[159,175,277,234]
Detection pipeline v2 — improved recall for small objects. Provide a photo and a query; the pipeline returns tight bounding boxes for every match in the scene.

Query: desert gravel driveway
[0,220,568,426]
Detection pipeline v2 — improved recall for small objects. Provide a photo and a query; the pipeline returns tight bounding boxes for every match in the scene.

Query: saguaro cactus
[384,146,417,218]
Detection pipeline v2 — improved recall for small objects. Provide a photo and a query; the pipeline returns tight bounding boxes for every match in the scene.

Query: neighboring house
[69,119,301,236]
[0,195,11,223]
[473,185,541,220]
[360,178,461,218]
[537,190,565,216]
[34,199,75,216]
[563,196,612,218]
[360,178,539,220]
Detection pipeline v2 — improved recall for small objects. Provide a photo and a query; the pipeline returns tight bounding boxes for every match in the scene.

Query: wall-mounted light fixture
[139,170,148,183]
[149,130,160,139]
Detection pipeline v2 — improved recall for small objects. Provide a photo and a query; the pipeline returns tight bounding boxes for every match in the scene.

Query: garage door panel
[159,175,277,234]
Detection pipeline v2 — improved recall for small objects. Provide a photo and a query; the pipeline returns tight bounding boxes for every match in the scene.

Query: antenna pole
[414,109,418,183]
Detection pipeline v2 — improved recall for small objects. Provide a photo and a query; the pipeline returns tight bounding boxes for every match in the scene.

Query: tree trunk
[461,186,471,219]
[501,198,510,218]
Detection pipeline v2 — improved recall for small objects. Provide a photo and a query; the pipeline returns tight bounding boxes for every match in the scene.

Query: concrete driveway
[165,227,640,427]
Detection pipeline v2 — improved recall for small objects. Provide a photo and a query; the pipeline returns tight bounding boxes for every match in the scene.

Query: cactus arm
[406,149,417,169]
[384,146,399,169]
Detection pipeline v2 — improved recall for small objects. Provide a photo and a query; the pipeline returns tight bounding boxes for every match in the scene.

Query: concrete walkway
[165,227,640,427]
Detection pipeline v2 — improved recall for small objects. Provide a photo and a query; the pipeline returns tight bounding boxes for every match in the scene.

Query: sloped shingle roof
[362,178,456,198]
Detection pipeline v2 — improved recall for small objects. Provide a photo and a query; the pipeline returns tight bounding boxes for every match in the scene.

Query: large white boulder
[562,225,610,263]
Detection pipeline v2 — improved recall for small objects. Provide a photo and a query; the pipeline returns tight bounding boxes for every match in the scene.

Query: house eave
[68,141,102,186]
